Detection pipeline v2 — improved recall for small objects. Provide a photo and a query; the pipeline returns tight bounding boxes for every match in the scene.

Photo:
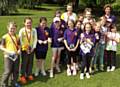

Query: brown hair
[104,4,112,11]
[24,17,32,23]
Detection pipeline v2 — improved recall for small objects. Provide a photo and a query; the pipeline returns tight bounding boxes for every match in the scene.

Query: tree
[0,0,18,15]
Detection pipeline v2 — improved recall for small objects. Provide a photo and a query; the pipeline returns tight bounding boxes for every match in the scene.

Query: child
[19,17,37,84]
[35,17,50,76]
[0,21,21,87]
[79,23,95,79]
[92,22,101,72]
[49,17,64,78]
[64,19,79,76]
[83,8,96,25]
[106,25,120,72]
[97,16,108,71]
[61,3,77,23]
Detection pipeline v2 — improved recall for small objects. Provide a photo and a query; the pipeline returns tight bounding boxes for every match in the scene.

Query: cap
[53,17,61,23]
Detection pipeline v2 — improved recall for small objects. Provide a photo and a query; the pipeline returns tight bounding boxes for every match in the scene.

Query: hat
[53,17,61,23]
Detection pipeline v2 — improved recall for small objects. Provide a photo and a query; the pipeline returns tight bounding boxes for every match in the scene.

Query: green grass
[0,5,120,87]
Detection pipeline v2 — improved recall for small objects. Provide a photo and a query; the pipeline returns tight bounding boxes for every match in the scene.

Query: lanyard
[8,33,19,50]
[25,28,31,44]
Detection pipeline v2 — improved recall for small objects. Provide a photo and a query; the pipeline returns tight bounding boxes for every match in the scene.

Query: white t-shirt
[61,12,77,23]
[106,32,120,51]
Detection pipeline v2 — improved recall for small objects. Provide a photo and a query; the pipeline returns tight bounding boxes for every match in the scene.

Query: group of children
[0,3,119,87]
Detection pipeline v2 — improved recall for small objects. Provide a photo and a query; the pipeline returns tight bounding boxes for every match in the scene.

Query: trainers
[41,70,47,76]
[72,69,77,76]
[19,76,27,84]
[50,70,53,78]
[100,65,104,71]
[14,83,21,87]
[86,73,90,79]
[80,73,84,80]
[67,68,71,76]
[28,75,34,81]
[111,66,115,71]
[107,66,110,72]
[56,66,61,73]
[34,71,39,77]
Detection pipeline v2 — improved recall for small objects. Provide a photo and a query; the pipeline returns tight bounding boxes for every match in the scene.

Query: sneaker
[56,66,61,73]
[86,73,90,79]
[34,71,39,77]
[107,66,110,72]
[14,83,21,87]
[111,66,115,71]
[100,65,104,71]
[19,76,27,84]
[80,73,84,80]
[28,75,34,81]
[50,71,53,78]
[41,70,47,76]
[72,69,77,76]
[67,68,71,76]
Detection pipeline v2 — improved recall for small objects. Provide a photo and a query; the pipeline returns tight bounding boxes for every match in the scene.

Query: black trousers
[106,50,116,67]
[81,53,92,73]
[21,51,34,77]
[67,50,77,65]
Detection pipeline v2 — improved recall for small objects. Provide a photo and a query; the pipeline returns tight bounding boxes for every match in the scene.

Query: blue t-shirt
[35,27,50,52]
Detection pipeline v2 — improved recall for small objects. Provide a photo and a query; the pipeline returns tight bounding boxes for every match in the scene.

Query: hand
[17,49,21,54]
[38,40,43,44]
[43,40,48,44]
[48,38,52,43]
[67,47,71,51]
[57,38,63,42]
[31,48,34,53]
[86,38,91,43]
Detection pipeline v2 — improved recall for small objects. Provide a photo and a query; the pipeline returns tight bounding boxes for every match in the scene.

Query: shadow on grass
[30,7,51,11]
[9,13,33,16]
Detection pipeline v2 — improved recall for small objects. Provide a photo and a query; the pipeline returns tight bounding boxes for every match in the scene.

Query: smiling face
[40,20,47,29]
[68,20,74,29]
[105,7,111,15]
[24,18,32,29]
[8,23,17,35]
[84,23,92,32]
[85,11,92,19]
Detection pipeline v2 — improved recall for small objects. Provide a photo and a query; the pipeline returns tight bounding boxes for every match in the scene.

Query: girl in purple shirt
[49,17,64,78]
[79,23,95,79]
[64,19,79,76]
[35,17,50,77]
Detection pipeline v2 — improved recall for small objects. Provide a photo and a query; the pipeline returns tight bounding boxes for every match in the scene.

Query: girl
[64,19,79,76]
[83,8,96,25]
[19,17,37,84]
[49,17,64,78]
[92,22,101,72]
[0,21,21,87]
[79,23,95,79]
[106,25,120,72]
[35,17,50,76]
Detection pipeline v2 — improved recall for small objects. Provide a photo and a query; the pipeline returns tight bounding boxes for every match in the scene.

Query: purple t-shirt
[79,32,95,55]
[64,28,79,47]
[36,27,50,52]
[50,24,64,47]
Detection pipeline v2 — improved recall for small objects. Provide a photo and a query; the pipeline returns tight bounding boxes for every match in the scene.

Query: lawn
[0,4,120,87]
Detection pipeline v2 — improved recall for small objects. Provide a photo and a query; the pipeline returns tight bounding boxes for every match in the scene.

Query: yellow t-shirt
[1,33,19,52]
